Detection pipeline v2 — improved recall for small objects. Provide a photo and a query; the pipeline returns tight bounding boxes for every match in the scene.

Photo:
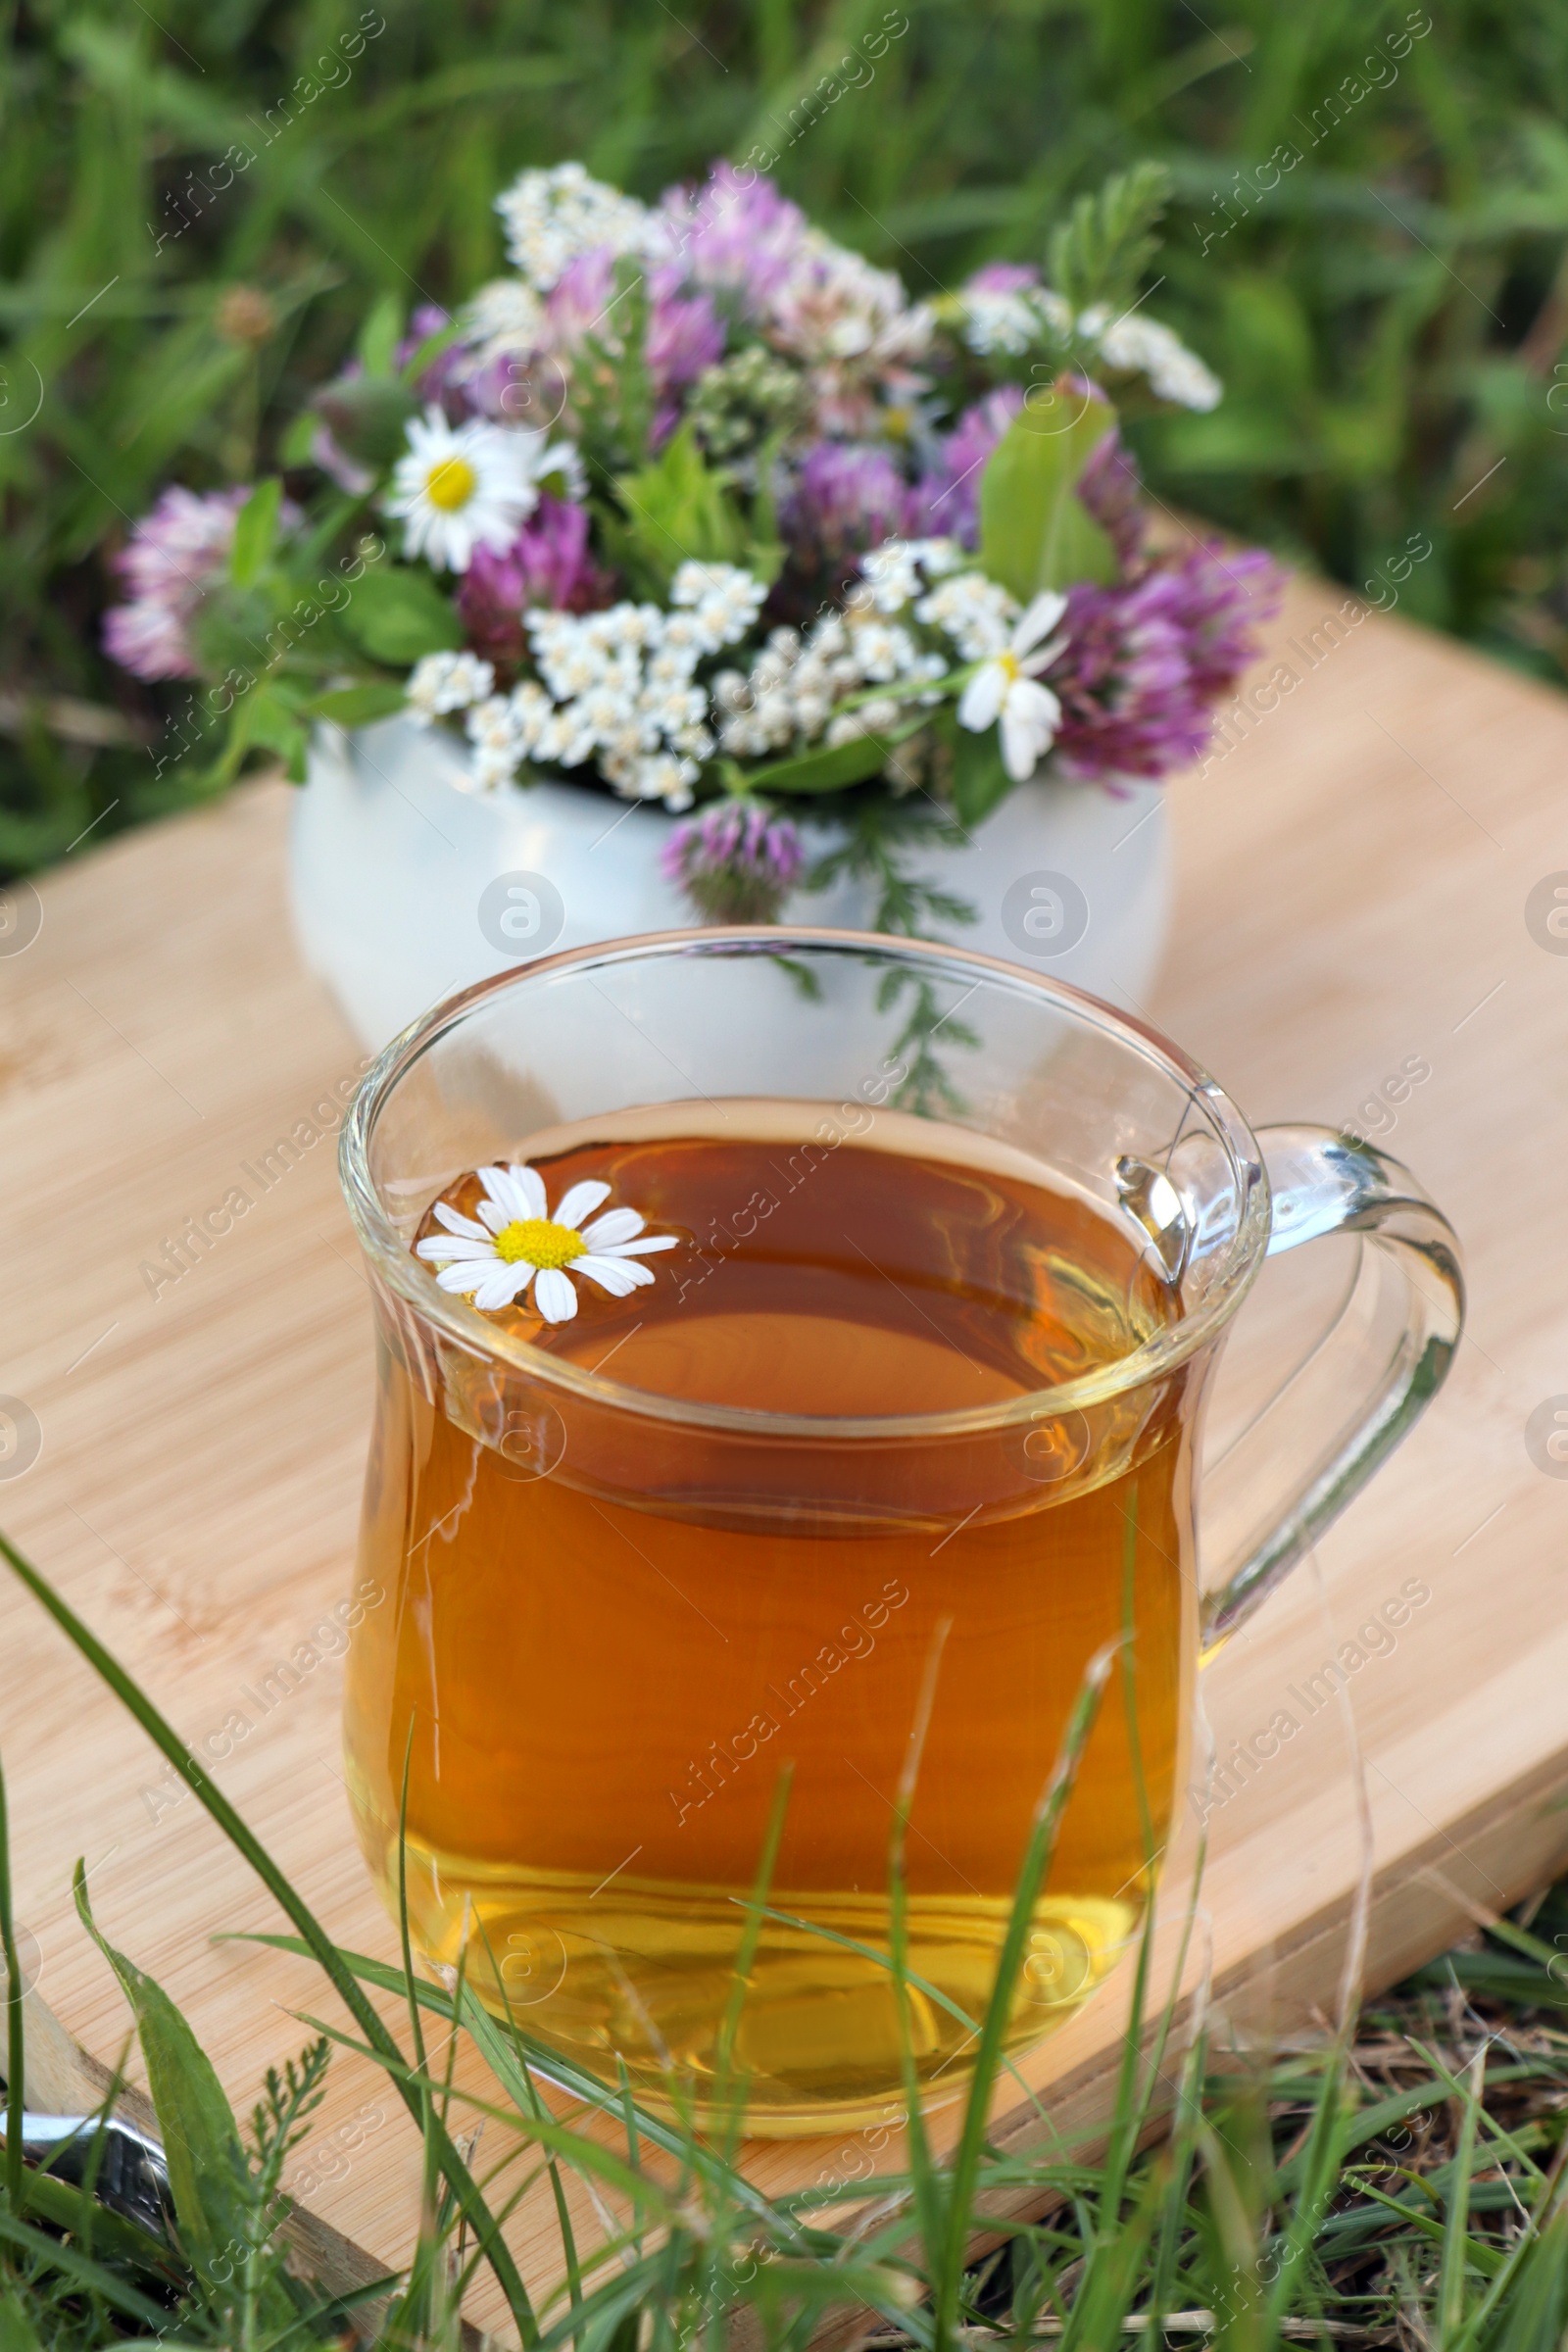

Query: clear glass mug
[338,929,1463,2134]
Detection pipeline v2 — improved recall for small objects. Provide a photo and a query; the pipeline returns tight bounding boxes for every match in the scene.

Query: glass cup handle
[1198,1123,1465,1655]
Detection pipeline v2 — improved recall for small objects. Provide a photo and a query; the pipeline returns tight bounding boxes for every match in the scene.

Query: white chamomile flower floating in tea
[416,1163,677,1322]
[956,589,1068,782]
[388,408,556,573]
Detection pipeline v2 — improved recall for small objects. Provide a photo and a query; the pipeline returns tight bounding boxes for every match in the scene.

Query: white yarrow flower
[494,162,659,293]
[956,591,1069,783]
[916,570,1019,662]
[416,1162,677,1323]
[628,752,698,808]
[406,650,495,724]
[1079,307,1222,412]
[670,561,767,650]
[859,536,965,614]
[825,696,902,747]
[388,407,560,573]
[960,289,1042,357]
[465,276,548,365]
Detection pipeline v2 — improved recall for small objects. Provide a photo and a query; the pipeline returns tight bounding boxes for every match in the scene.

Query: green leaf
[338,565,463,664]
[358,291,404,378]
[742,717,926,796]
[978,382,1119,599]
[1047,161,1171,318]
[74,1873,248,2279]
[277,411,319,467]
[742,532,785,587]
[313,374,417,470]
[228,477,282,588]
[612,421,750,593]
[0,2287,43,2351]
[243,683,310,780]
[399,316,465,388]
[301,681,409,727]
[943,709,1014,828]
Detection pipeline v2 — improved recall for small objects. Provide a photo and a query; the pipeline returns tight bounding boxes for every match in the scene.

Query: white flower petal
[553,1179,612,1229]
[999,708,1039,783]
[416,1236,496,1262]
[607,1234,678,1257]
[957,661,1006,733]
[433,1201,490,1240]
[534,1266,578,1322]
[476,1197,510,1234]
[506,1163,549,1218]
[1012,591,1068,658]
[574,1256,651,1296]
[580,1206,644,1249]
[999,679,1060,782]
[1010,675,1061,732]
[473,1263,532,1311]
[478,1165,529,1222]
[1020,630,1067,679]
[436,1261,494,1294]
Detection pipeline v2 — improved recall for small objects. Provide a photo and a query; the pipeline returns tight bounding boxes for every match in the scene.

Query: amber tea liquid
[343,1104,1198,2132]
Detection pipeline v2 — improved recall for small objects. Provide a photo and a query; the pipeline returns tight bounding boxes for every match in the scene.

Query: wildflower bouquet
[104,159,1280,926]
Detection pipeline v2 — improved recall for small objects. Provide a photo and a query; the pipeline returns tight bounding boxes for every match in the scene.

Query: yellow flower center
[998,649,1021,684]
[425,455,478,512]
[493,1216,585,1270]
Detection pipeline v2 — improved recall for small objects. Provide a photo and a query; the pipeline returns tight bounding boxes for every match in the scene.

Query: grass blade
[0,2206,172,2331]
[712,1761,793,2142]
[1440,2044,1487,2349]
[0,1523,540,2347]
[0,1751,25,2219]
[934,1634,1119,2352]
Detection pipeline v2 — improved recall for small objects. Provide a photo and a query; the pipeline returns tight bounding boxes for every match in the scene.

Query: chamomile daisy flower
[416,1163,677,1323]
[388,408,558,574]
[956,590,1069,783]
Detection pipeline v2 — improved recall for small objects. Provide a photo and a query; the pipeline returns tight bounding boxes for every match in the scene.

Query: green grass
[6,0,1568,867]
[8,1518,1568,2352]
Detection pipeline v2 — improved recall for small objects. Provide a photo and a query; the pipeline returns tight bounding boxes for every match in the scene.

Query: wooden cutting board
[4,568,1568,2338]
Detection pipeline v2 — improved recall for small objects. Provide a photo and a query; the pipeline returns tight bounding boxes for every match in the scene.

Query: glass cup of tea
[338,929,1463,2135]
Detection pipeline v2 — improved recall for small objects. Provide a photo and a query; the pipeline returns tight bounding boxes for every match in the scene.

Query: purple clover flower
[1046,545,1286,785]
[646,266,726,445]
[545,248,725,446]
[102,485,253,681]
[964,261,1042,295]
[1075,425,1147,572]
[661,164,808,316]
[545,246,617,352]
[780,440,911,571]
[662,800,806,923]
